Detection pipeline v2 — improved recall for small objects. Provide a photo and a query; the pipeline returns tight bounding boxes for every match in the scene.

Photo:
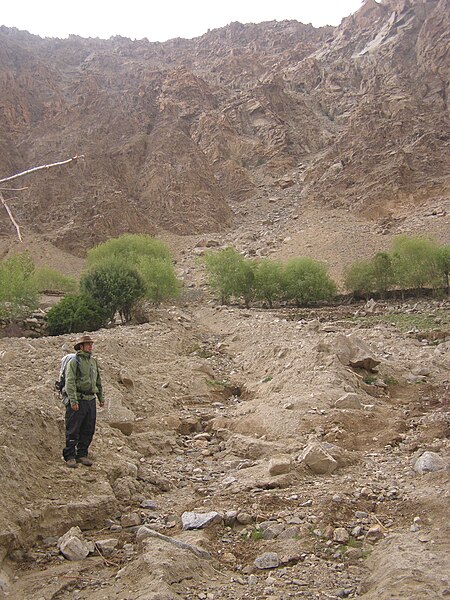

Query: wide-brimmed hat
[74,334,95,350]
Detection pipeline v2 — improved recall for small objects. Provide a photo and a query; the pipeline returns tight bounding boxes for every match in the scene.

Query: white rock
[57,526,90,561]
[414,452,446,474]
[182,511,222,530]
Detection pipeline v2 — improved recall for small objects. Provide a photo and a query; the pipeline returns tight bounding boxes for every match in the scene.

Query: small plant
[383,375,398,385]
[363,375,377,385]
[262,375,273,383]
[206,379,229,387]
[345,537,362,548]
[250,528,263,541]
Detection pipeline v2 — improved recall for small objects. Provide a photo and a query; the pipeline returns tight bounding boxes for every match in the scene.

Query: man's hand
[71,403,79,412]
[99,400,105,408]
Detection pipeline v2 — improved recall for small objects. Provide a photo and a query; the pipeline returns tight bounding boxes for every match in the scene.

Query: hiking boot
[76,457,93,466]
[66,459,78,468]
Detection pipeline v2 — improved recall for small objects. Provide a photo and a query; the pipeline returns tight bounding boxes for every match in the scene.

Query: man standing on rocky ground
[63,334,105,468]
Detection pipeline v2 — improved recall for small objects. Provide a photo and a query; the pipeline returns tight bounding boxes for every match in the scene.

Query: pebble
[355,511,369,519]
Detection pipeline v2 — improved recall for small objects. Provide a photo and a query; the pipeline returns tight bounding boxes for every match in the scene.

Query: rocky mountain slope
[0,0,448,257]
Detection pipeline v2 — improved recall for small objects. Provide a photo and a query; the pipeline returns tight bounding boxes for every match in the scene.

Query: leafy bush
[371,252,395,297]
[46,294,108,335]
[0,253,38,320]
[254,259,283,308]
[204,247,255,306]
[86,234,170,266]
[392,235,439,294]
[343,260,374,298]
[81,259,146,322]
[435,245,450,293]
[138,257,181,305]
[31,266,78,293]
[282,258,336,305]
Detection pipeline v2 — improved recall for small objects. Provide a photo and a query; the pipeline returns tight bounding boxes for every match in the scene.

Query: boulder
[181,511,222,530]
[334,334,380,370]
[101,397,136,436]
[268,454,292,476]
[121,512,141,528]
[299,441,338,474]
[365,525,384,543]
[334,393,362,409]
[414,452,447,474]
[254,552,279,569]
[95,538,118,556]
[333,528,350,543]
[57,526,90,561]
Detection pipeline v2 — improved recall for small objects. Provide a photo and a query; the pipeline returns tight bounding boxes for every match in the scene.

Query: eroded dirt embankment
[0,300,449,599]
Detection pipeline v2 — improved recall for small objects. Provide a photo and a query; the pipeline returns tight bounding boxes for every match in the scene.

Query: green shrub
[282,258,336,306]
[436,245,450,293]
[81,259,146,322]
[344,260,375,297]
[138,256,181,305]
[46,294,108,335]
[392,235,439,294]
[86,234,170,266]
[0,253,38,320]
[31,266,78,293]
[371,252,395,297]
[204,247,255,306]
[254,259,283,308]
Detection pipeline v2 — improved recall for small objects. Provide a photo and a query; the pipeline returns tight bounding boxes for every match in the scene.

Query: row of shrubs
[46,235,180,334]
[204,236,450,307]
[1,234,448,335]
[204,248,336,307]
[343,236,449,299]
[0,235,180,335]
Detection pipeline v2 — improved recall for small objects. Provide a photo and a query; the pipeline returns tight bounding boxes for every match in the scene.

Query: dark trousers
[63,399,97,461]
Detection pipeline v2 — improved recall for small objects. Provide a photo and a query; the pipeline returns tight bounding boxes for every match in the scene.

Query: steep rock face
[0,0,448,253]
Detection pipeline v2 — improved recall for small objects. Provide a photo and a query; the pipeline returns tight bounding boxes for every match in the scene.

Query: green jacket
[65,350,103,407]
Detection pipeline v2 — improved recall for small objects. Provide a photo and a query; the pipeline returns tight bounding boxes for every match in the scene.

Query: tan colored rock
[334,393,362,409]
[334,334,380,371]
[299,442,338,474]
[268,454,292,476]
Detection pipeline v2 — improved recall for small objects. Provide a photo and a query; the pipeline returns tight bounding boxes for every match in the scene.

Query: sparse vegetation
[0,253,38,320]
[345,236,449,299]
[86,234,170,266]
[86,234,181,308]
[31,266,78,293]
[282,257,336,306]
